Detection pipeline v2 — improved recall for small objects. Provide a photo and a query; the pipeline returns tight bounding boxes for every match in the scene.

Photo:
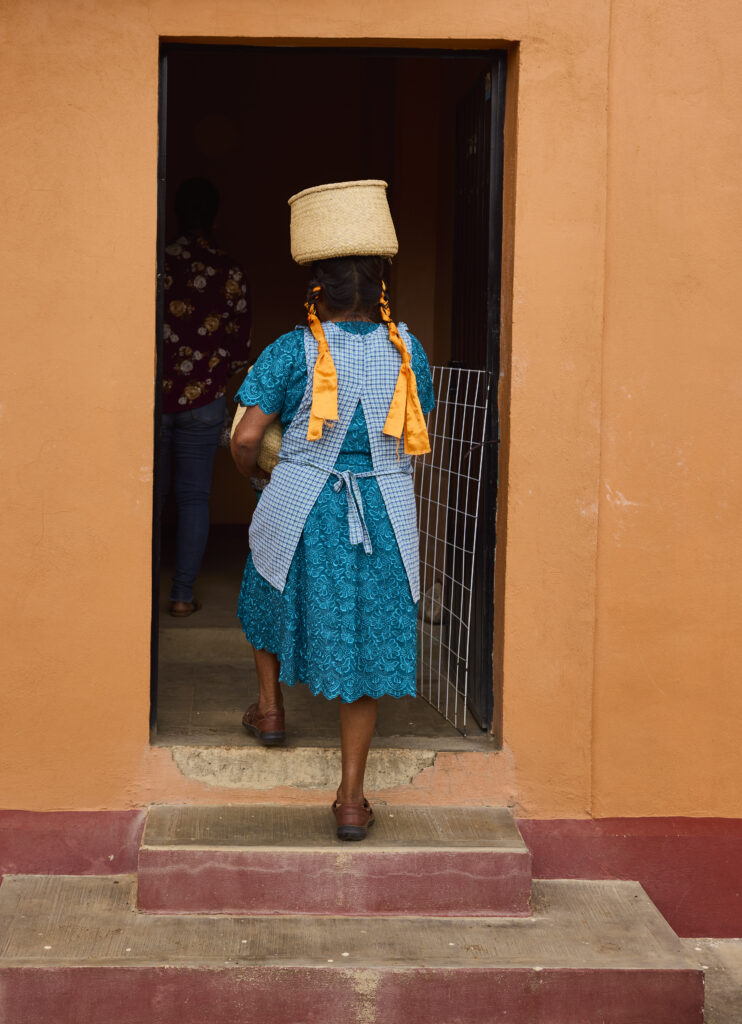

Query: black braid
[307,256,388,322]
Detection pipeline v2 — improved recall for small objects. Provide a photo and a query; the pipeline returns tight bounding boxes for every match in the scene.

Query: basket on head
[288,180,398,266]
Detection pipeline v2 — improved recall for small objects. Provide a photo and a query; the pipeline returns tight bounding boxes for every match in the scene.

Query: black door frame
[482,54,507,738]
[151,42,508,736]
[448,53,506,731]
[151,46,168,730]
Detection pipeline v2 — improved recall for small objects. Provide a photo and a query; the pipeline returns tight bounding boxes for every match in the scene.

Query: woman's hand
[230,405,279,479]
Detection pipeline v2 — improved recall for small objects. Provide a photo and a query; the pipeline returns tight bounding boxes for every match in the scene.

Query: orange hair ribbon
[380,282,431,456]
[305,281,430,456]
[305,286,338,441]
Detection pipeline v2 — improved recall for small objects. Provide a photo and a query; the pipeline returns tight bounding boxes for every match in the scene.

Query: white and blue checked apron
[249,321,421,602]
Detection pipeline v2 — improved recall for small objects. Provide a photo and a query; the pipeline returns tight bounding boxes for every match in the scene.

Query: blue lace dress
[235,322,435,703]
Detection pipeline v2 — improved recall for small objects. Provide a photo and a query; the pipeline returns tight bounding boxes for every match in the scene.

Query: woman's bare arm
[230,405,279,479]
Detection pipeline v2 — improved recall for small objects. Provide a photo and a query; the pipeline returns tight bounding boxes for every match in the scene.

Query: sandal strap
[332,799,373,828]
[244,703,285,732]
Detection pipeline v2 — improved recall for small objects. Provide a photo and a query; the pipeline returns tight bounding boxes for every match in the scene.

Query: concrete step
[159,742,441,788]
[137,804,532,916]
[0,875,704,1023]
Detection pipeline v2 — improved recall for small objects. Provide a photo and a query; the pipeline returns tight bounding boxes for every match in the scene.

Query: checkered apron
[249,321,420,602]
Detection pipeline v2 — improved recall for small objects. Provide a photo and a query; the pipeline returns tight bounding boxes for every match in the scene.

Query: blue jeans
[159,396,226,603]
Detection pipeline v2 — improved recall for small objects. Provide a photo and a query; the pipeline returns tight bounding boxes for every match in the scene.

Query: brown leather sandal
[242,703,286,746]
[332,798,375,841]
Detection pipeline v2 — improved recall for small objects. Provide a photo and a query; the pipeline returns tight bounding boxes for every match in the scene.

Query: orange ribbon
[305,282,430,456]
[305,288,338,441]
[379,282,431,456]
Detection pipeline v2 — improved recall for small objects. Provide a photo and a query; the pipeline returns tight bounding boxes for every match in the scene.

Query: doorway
[152,44,506,743]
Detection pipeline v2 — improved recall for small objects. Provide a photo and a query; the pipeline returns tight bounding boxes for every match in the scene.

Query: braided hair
[306,256,386,323]
[303,254,429,454]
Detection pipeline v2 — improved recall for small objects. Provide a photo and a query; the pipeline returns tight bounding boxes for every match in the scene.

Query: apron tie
[329,467,412,555]
[331,469,375,554]
[281,456,411,556]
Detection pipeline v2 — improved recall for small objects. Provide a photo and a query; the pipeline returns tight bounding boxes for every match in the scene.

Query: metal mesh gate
[415,365,493,734]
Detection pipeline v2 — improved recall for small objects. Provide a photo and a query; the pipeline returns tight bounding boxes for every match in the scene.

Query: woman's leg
[337,696,377,803]
[252,646,283,712]
[243,647,285,746]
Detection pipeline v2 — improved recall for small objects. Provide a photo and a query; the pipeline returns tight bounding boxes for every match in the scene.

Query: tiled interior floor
[156,525,494,750]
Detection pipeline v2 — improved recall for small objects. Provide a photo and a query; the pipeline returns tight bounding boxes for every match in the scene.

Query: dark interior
[155,45,497,743]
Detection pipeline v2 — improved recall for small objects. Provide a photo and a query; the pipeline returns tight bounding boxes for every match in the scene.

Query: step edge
[0,958,704,972]
[158,746,439,755]
[138,843,529,853]
[135,907,534,918]
[144,803,518,811]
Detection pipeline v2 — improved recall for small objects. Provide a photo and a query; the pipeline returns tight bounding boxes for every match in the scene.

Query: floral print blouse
[161,232,250,413]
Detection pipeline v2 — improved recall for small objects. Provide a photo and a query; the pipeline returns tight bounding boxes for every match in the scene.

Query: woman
[231,180,433,841]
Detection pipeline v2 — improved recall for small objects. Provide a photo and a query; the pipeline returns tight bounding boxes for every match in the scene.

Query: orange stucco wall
[1,0,740,818]
[592,0,742,816]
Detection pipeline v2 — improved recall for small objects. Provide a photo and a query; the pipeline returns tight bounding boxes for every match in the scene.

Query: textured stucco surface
[0,0,740,818]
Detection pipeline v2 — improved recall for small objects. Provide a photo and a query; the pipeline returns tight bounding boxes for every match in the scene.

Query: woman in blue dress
[231,180,433,840]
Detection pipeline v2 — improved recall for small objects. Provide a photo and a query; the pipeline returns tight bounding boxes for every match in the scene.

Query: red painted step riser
[137,849,532,916]
[0,966,704,1024]
[4,810,740,937]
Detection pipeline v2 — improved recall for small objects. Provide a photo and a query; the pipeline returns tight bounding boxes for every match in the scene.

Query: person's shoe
[242,703,286,746]
[332,798,375,841]
[168,599,202,617]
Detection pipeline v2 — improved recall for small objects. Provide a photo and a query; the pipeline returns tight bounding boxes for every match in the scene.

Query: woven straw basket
[230,369,283,474]
[288,180,398,265]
